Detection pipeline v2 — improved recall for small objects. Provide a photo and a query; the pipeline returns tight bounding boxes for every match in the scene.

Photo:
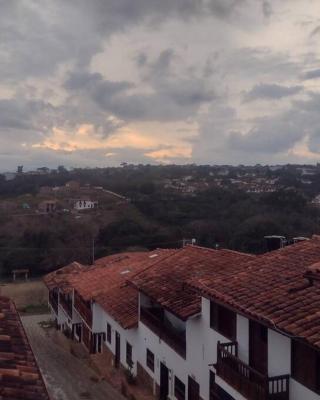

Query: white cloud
[1,0,320,169]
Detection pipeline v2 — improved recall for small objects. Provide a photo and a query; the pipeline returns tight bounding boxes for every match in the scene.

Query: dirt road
[21,314,125,400]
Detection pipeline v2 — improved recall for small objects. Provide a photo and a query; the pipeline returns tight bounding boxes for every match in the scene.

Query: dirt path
[21,314,125,400]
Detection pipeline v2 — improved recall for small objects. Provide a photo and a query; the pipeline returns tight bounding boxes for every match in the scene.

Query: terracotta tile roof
[0,296,49,400]
[72,249,176,301]
[91,250,177,329]
[130,245,254,320]
[95,286,139,329]
[42,249,176,329]
[188,236,320,350]
[43,261,86,293]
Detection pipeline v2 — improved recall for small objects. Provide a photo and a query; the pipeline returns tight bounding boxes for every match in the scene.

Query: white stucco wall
[190,298,251,400]
[90,294,320,400]
[237,315,249,364]
[268,329,320,400]
[290,379,320,400]
[138,319,187,399]
[268,329,291,376]
[93,302,139,374]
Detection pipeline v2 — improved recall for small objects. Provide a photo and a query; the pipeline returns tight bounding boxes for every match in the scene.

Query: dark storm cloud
[207,0,245,17]
[243,83,303,101]
[64,49,214,122]
[1,0,319,169]
[0,0,219,81]
[68,74,214,121]
[64,71,133,95]
[228,92,320,155]
[0,1,104,80]
[262,1,272,18]
[310,25,320,37]
[0,98,55,133]
[83,0,245,26]
[222,47,302,81]
[228,120,302,153]
[302,69,320,80]
[0,0,252,80]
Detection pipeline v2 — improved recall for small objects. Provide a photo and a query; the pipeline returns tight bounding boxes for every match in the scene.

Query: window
[126,342,133,368]
[146,348,154,372]
[292,340,320,393]
[107,323,112,344]
[174,376,185,400]
[210,301,236,340]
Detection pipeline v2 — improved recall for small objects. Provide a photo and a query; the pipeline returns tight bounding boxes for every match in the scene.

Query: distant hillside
[0,164,320,277]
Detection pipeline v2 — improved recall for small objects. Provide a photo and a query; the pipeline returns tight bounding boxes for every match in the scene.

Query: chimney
[264,235,286,252]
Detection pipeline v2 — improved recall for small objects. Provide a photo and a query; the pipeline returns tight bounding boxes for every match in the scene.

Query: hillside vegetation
[0,164,320,277]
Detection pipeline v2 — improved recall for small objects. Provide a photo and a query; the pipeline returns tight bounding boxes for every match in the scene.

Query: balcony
[49,291,58,314]
[74,292,92,327]
[216,342,289,400]
[59,294,73,319]
[140,307,186,358]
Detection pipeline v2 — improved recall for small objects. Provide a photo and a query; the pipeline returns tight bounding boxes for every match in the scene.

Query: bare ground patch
[0,279,48,309]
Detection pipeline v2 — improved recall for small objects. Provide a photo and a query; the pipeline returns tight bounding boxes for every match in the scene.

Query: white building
[74,199,98,210]
[44,238,320,400]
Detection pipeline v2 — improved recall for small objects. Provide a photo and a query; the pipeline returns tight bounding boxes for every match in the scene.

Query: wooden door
[249,320,268,375]
[115,331,121,368]
[160,363,169,400]
[188,376,200,400]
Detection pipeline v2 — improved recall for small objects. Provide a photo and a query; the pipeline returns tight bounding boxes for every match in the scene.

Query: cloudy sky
[1,0,320,170]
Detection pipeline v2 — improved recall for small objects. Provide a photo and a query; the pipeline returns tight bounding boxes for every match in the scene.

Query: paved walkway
[21,315,126,400]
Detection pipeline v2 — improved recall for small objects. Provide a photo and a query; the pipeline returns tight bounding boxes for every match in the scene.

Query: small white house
[74,199,98,210]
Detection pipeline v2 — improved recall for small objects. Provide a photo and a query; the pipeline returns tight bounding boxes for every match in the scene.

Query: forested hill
[0,164,320,277]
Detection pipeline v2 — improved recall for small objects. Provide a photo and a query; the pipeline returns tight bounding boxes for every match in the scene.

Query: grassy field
[0,279,49,313]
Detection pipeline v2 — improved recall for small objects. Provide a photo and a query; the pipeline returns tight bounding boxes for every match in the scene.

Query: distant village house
[65,181,80,191]
[74,199,98,210]
[38,200,57,213]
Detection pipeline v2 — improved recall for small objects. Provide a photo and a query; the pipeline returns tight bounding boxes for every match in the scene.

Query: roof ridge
[185,244,218,253]
[219,248,255,257]
[127,248,182,285]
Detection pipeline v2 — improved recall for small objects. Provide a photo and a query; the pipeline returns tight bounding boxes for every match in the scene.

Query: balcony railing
[59,294,73,319]
[140,307,186,358]
[49,291,58,314]
[74,292,92,327]
[216,342,289,400]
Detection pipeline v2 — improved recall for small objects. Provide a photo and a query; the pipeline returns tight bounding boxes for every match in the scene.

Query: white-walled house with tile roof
[44,239,320,400]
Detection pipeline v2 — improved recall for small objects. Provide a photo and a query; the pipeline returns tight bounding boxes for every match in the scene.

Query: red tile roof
[43,261,86,293]
[188,236,320,350]
[43,250,177,329]
[72,250,176,301]
[0,297,49,400]
[92,250,177,328]
[130,245,254,320]
[95,286,139,329]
